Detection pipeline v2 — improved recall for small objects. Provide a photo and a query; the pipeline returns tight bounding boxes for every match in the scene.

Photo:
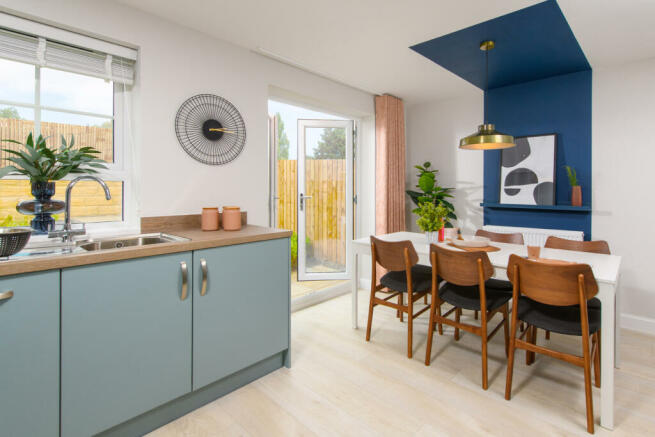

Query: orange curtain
[375,94,406,236]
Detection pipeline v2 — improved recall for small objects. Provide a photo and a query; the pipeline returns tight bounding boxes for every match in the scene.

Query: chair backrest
[475,229,525,245]
[544,236,611,254]
[370,236,418,271]
[507,254,598,306]
[429,244,493,286]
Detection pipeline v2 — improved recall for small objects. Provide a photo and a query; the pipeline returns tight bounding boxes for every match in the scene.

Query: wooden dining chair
[475,229,525,245]
[425,244,511,390]
[367,236,432,358]
[544,236,610,255]
[504,254,601,434]
[540,236,610,340]
[470,229,521,321]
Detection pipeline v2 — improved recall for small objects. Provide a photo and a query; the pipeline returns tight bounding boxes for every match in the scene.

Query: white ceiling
[115,0,655,105]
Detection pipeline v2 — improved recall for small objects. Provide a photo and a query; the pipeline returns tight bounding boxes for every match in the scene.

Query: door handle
[200,258,208,296]
[299,193,312,211]
[180,261,188,301]
[0,290,14,302]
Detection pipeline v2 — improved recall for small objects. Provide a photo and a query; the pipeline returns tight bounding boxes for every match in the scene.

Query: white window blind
[0,26,135,85]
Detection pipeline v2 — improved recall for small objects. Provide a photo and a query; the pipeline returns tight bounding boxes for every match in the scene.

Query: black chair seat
[380,264,432,293]
[517,297,601,336]
[486,278,513,292]
[438,281,511,312]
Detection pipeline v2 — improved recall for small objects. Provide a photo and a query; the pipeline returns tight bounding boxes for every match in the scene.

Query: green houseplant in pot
[416,202,449,244]
[406,161,457,228]
[564,165,582,207]
[0,133,107,233]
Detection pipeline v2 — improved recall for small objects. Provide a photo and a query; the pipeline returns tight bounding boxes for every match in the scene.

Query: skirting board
[621,313,655,336]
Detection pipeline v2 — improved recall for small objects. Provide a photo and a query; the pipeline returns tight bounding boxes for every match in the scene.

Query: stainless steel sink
[78,233,188,252]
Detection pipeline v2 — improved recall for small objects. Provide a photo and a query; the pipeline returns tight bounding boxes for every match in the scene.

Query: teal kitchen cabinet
[192,238,290,390]
[0,270,60,437]
[61,252,193,437]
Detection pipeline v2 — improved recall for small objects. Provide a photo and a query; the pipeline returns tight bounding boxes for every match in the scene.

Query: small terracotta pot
[571,185,582,207]
[222,206,242,231]
[201,207,219,231]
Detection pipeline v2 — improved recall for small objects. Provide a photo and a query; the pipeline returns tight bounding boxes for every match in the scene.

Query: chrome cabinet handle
[180,261,188,301]
[0,290,14,302]
[200,258,208,296]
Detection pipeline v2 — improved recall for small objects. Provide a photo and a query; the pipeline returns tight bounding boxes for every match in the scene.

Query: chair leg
[425,296,437,366]
[502,304,510,358]
[407,295,413,358]
[454,308,461,341]
[526,325,536,365]
[545,330,551,340]
[582,332,595,434]
[474,310,478,320]
[424,295,428,304]
[594,331,601,388]
[505,319,518,400]
[437,302,443,336]
[366,289,375,342]
[398,293,404,322]
[481,334,488,390]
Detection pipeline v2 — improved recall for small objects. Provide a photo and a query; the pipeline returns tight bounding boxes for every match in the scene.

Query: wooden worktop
[0,225,292,277]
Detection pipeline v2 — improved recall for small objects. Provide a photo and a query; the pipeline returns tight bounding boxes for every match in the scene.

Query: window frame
[0,59,135,233]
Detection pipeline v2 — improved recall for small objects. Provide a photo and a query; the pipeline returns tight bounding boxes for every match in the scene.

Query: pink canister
[222,206,242,231]
[201,207,219,231]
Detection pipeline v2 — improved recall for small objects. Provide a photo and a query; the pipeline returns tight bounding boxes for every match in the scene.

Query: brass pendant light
[459,40,515,150]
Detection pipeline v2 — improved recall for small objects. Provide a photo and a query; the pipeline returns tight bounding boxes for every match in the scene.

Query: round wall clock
[174,94,246,165]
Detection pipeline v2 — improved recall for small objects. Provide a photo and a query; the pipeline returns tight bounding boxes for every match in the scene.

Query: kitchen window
[0,21,136,230]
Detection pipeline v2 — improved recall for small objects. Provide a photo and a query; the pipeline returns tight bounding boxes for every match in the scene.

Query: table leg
[599,282,615,430]
[614,275,622,368]
[351,252,359,329]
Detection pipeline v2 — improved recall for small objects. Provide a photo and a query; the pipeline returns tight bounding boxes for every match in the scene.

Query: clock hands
[209,128,236,134]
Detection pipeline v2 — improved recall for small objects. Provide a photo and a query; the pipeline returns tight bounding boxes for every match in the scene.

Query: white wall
[405,94,484,234]
[0,0,374,227]
[593,57,655,334]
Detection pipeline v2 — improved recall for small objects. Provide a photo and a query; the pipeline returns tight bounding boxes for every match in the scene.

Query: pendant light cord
[483,47,488,125]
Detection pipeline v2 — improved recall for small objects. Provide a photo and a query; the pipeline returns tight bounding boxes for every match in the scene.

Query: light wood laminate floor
[148,290,655,436]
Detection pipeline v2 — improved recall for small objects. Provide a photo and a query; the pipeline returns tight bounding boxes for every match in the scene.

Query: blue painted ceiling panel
[410,0,590,89]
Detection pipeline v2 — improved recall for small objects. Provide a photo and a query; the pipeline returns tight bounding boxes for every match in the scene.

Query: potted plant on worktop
[0,133,107,233]
[406,161,457,228]
[564,165,582,207]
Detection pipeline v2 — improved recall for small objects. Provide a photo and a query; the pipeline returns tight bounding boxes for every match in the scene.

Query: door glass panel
[303,126,347,274]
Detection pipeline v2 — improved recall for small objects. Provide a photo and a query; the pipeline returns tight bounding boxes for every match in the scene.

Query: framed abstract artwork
[499,134,557,205]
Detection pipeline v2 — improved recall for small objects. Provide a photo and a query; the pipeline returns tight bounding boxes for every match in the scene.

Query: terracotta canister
[222,206,242,231]
[571,185,582,207]
[201,207,219,231]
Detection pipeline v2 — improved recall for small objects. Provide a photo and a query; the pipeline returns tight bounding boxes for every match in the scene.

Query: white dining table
[350,231,622,430]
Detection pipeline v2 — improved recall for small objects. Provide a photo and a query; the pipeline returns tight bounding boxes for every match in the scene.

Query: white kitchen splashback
[482,225,583,247]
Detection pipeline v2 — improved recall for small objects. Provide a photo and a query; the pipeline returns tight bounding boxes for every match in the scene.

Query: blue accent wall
[483,70,592,238]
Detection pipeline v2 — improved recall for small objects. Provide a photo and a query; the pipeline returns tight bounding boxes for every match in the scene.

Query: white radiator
[482,225,583,247]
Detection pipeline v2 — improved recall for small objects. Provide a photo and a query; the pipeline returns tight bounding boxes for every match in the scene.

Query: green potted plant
[0,133,107,232]
[564,165,582,207]
[406,161,457,227]
[415,202,449,243]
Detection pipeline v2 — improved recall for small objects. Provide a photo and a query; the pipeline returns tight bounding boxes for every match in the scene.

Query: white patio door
[297,119,353,281]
